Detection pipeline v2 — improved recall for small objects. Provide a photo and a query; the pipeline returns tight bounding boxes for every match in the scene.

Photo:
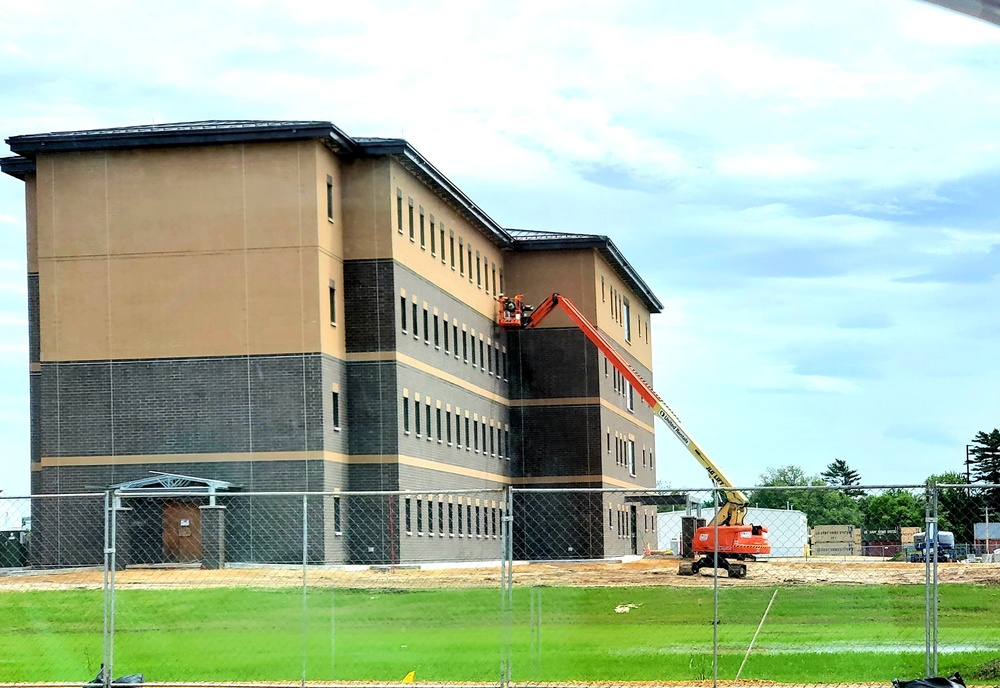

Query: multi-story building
[1,120,662,566]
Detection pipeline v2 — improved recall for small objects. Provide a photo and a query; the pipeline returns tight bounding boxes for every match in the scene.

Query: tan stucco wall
[35,141,333,361]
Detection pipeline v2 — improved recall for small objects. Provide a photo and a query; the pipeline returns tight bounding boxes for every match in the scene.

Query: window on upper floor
[414,401,421,437]
[419,207,426,248]
[412,302,419,339]
[450,233,456,269]
[328,282,336,326]
[468,247,473,282]
[436,407,442,442]
[396,189,403,233]
[408,198,415,241]
[492,266,497,295]
[326,176,334,222]
[332,391,340,428]
[400,296,407,332]
[430,215,436,254]
[440,227,446,263]
[627,439,636,477]
[433,314,439,347]
[425,401,431,437]
[403,395,410,433]
[623,298,631,342]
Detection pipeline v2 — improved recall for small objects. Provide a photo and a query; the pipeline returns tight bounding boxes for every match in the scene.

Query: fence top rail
[937,482,1000,489]
[512,483,929,494]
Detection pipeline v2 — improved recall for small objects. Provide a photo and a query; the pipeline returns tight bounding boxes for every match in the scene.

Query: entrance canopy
[111,472,236,504]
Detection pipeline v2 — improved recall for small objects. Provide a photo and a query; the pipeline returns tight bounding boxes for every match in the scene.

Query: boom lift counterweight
[498,293,770,578]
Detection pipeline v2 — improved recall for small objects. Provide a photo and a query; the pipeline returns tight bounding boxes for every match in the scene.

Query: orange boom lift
[498,293,769,578]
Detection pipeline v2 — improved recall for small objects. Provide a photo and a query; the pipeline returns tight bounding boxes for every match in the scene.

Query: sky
[0,0,998,497]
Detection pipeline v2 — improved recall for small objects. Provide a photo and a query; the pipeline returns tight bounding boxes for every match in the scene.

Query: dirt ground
[4,557,1000,590]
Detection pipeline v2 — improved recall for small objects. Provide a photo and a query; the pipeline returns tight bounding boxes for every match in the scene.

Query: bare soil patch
[3,557,1000,591]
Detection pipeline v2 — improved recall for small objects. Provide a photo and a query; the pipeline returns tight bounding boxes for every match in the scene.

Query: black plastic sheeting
[893,673,965,688]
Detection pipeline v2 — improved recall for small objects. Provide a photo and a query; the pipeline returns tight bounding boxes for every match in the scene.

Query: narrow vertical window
[628,439,636,477]
[483,258,489,294]
[458,500,464,535]
[438,501,445,534]
[479,340,485,370]
[481,420,487,454]
[328,282,336,325]
[502,350,508,381]
[412,302,419,338]
[428,497,434,533]
[440,227,445,263]
[465,416,470,450]
[450,233,456,269]
[334,496,342,533]
[623,298,632,342]
[456,411,462,446]
[332,392,340,428]
[449,502,455,535]
[473,421,479,452]
[453,324,459,359]
[436,407,442,441]
[430,216,436,254]
[415,400,421,436]
[505,429,510,459]
[405,498,412,533]
[601,276,605,301]
[499,270,504,294]
[468,247,473,281]
[397,189,403,233]
[487,344,493,374]
[462,329,468,361]
[626,381,634,411]
[443,322,449,353]
[400,296,407,332]
[417,498,423,533]
[446,411,452,444]
[471,336,476,367]
[490,425,495,456]
[433,314,440,347]
[476,252,482,288]
[419,207,426,248]
[408,198,415,240]
[475,506,481,537]
[459,239,465,274]
[423,308,429,344]
[403,396,410,432]
[466,504,472,536]
[425,401,431,437]
[326,175,334,221]
[492,266,497,295]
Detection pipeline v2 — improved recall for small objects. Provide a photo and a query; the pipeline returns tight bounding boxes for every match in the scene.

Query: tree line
[745,428,1000,544]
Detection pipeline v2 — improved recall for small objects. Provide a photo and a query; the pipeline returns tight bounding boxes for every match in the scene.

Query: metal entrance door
[162,501,202,562]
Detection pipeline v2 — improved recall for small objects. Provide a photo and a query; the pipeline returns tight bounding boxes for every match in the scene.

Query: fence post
[932,484,940,676]
[102,491,111,688]
[500,486,514,688]
[923,484,934,677]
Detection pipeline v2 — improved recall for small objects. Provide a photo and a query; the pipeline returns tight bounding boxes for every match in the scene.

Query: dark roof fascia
[0,155,35,180]
[511,232,662,313]
[6,121,360,158]
[357,138,514,249]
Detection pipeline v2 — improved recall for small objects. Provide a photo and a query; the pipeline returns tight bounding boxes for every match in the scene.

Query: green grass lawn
[2,584,998,684]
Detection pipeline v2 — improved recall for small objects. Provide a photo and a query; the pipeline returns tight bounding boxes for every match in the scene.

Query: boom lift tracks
[498,293,770,578]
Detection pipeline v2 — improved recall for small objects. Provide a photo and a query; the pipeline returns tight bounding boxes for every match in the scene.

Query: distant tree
[821,459,861,487]
[968,429,1000,512]
[858,489,923,531]
[927,471,978,544]
[749,465,863,527]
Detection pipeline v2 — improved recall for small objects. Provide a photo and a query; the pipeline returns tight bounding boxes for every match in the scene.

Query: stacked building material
[810,524,862,556]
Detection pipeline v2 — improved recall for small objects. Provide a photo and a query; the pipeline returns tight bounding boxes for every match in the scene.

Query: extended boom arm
[499,293,749,526]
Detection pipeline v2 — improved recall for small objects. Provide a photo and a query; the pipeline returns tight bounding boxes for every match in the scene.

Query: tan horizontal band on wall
[346,350,509,404]
[32,452,645,490]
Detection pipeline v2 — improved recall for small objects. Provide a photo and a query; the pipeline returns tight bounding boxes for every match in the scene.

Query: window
[419,207,426,248]
[438,501,445,534]
[428,497,434,533]
[458,501,464,536]
[601,276,605,301]
[505,429,510,459]
[396,189,403,233]
[332,392,340,428]
[498,428,503,458]
[456,411,462,446]
[481,420,487,454]
[414,401,421,437]
[628,440,636,477]
[423,308,429,344]
[412,302,418,338]
[403,396,410,432]
[446,411,452,444]
[408,198,414,240]
[440,227,446,263]
[463,331,469,362]
[490,425,495,456]
[430,216,436,254]
[436,407,442,441]
[483,258,489,294]
[334,496,342,534]
[623,298,632,342]
[328,282,336,325]
[449,501,455,535]
[416,498,423,533]
[473,420,479,452]
[470,334,476,366]
[479,340,485,370]
[499,270,504,294]
[468,247,473,281]
[443,322,449,353]
[465,417,471,450]
[326,175,334,222]
[492,266,497,295]
[475,505,481,537]
[453,324,459,359]
[466,504,472,536]
[487,344,493,374]
[459,239,465,274]
[626,381,634,411]
[433,314,440,347]
[607,431,611,453]
[400,296,407,332]
[405,497,412,533]
[476,252,482,288]
[425,401,432,437]
[450,233,456,269]
[502,350,508,381]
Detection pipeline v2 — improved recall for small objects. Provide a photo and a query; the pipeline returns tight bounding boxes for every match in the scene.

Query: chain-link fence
[2,485,999,687]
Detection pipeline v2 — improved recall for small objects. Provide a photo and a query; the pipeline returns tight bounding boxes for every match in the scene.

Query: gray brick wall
[27,273,38,363]
[344,259,397,353]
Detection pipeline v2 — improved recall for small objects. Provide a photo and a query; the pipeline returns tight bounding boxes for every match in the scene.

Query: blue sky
[1,0,998,496]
